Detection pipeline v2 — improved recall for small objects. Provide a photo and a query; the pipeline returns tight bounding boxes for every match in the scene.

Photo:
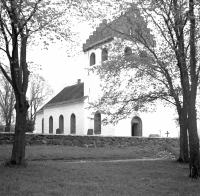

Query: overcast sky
[28,21,93,95]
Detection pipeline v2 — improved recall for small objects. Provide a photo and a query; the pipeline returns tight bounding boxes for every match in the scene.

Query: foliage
[89,0,200,176]
[89,3,182,124]
[28,73,53,124]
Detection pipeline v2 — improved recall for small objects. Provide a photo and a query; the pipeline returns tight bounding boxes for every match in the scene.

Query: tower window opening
[90,52,96,66]
[102,48,108,61]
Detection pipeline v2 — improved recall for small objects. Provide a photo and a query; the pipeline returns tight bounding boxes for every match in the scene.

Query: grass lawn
[1,159,200,196]
[0,142,178,162]
[1,144,199,196]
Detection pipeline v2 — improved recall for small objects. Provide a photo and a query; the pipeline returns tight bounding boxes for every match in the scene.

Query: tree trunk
[178,124,189,162]
[188,94,200,178]
[187,0,200,178]
[180,128,189,163]
[6,95,29,166]
[177,103,189,163]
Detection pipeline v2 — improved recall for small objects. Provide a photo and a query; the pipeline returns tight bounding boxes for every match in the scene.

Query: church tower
[82,11,155,136]
[83,19,112,102]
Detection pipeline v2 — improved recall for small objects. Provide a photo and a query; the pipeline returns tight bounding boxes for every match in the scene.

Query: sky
[28,22,92,95]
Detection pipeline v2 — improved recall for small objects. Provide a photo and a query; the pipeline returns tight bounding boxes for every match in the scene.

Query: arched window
[94,112,101,134]
[90,52,96,66]
[49,116,53,134]
[70,113,76,134]
[59,115,64,134]
[124,47,132,56]
[42,118,44,134]
[102,48,108,61]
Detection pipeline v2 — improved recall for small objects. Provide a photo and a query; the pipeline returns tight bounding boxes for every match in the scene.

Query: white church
[35,13,183,137]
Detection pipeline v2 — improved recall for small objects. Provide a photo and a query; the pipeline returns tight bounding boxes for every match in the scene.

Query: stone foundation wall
[0,133,179,148]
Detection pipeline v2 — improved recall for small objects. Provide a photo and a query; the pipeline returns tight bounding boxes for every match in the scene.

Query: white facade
[35,101,85,135]
[35,100,116,136]
[35,38,182,137]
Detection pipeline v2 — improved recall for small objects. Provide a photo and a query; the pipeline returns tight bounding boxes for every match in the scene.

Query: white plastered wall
[35,112,43,133]
[41,102,85,135]
[83,47,115,136]
[83,40,181,137]
[83,48,102,102]
[83,98,115,136]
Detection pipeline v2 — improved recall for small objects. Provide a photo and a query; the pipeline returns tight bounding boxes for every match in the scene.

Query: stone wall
[0,133,179,148]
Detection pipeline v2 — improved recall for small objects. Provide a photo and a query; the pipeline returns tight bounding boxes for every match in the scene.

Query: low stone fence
[0,133,179,148]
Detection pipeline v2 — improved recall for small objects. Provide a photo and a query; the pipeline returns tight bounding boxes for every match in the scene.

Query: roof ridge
[39,82,84,110]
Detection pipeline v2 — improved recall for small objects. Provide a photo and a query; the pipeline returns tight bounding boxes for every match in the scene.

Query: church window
[59,115,64,134]
[49,116,53,134]
[90,52,96,66]
[94,112,101,134]
[70,113,76,134]
[102,48,108,61]
[124,47,132,56]
[42,118,44,134]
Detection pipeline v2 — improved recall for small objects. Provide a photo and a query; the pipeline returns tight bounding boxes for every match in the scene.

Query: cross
[165,131,169,137]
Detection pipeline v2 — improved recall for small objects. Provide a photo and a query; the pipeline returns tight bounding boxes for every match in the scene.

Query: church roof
[39,82,86,110]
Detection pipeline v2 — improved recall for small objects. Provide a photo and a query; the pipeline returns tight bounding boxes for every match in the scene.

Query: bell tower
[82,19,113,102]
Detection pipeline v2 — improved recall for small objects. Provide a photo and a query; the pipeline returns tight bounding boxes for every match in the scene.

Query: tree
[89,0,200,177]
[0,73,15,132]
[0,0,98,166]
[89,2,189,162]
[28,74,53,127]
[143,0,200,178]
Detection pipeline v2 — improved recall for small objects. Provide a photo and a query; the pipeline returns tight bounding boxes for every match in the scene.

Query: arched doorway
[59,115,64,134]
[94,112,101,134]
[131,116,142,136]
[70,113,76,134]
[49,116,53,134]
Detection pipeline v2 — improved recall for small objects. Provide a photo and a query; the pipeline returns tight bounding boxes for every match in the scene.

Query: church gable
[83,9,155,52]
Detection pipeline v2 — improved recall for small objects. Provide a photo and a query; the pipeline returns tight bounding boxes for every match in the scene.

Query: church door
[94,112,101,134]
[132,123,139,136]
[131,116,142,136]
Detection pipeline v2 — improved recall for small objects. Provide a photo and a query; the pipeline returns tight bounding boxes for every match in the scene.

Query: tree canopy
[89,0,200,177]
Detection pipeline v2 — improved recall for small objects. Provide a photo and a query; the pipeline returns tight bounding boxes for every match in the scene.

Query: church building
[35,12,180,137]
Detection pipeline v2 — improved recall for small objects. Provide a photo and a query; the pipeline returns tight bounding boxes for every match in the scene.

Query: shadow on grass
[0,159,198,196]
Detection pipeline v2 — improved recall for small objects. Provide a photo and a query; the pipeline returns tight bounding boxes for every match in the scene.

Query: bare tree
[28,74,53,127]
[0,73,15,132]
